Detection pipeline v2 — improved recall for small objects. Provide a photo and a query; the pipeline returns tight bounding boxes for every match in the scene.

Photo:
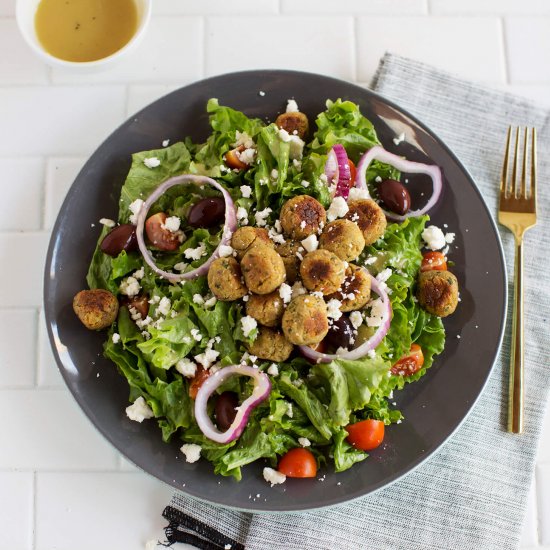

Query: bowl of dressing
[16,0,152,70]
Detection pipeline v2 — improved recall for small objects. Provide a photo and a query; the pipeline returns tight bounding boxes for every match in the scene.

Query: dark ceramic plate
[44,70,506,512]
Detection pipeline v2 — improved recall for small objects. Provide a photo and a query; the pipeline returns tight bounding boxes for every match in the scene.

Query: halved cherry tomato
[189,366,210,399]
[390,343,424,376]
[224,146,248,170]
[347,159,356,187]
[145,212,180,251]
[345,419,385,451]
[420,251,447,272]
[277,448,317,478]
[125,294,149,319]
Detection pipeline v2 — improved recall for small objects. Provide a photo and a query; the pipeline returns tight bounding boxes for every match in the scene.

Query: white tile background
[0,1,548,548]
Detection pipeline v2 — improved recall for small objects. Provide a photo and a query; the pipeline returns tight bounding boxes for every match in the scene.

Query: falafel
[417,269,459,317]
[241,244,286,294]
[73,289,119,330]
[275,111,309,139]
[300,249,346,295]
[247,327,293,362]
[246,291,285,327]
[231,226,273,259]
[282,294,329,346]
[319,219,365,262]
[207,257,248,301]
[345,199,386,245]
[328,264,371,311]
[279,195,327,240]
[275,240,302,283]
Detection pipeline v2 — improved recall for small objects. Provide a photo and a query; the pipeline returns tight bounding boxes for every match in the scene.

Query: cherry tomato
[347,159,356,187]
[277,448,317,478]
[145,212,180,252]
[345,419,385,451]
[124,294,149,319]
[420,251,447,272]
[188,366,210,399]
[390,343,424,376]
[224,146,248,170]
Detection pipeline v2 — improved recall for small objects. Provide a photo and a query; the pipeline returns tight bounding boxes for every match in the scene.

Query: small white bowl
[16,0,152,71]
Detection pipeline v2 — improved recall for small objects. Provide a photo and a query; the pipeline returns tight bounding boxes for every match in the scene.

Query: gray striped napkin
[162,54,550,550]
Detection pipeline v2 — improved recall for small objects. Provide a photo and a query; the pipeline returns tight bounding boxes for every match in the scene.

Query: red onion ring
[298,274,392,364]
[135,174,237,283]
[194,365,271,444]
[355,146,443,222]
[324,144,352,199]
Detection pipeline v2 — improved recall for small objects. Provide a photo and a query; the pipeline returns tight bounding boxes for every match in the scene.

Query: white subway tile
[126,84,180,116]
[206,17,354,80]
[0,19,49,84]
[505,17,550,83]
[0,309,37,387]
[0,158,44,231]
[0,232,49,307]
[0,472,34,549]
[357,16,506,84]
[51,17,203,84]
[538,464,550,545]
[37,309,64,387]
[0,86,126,156]
[520,478,538,547]
[283,0,427,14]
[0,390,118,469]
[36,472,173,550]
[430,0,550,14]
[0,0,14,15]
[44,157,86,230]
[154,0,278,15]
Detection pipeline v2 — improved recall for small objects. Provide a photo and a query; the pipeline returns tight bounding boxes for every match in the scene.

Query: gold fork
[498,126,537,434]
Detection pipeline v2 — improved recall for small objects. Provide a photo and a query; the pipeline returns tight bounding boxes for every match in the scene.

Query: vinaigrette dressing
[35,0,138,62]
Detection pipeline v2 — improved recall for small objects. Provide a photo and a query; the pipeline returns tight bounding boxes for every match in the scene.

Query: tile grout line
[32,308,40,387]
[425,0,431,15]
[499,16,510,85]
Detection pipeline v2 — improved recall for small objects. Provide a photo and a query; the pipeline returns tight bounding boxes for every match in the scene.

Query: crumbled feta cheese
[190,328,203,342]
[286,99,299,113]
[162,215,181,232]
[271,168,279,180]
[194,348,220,369]
[133,267,144,279]
[298,437,311,447]
[393,132,406,146]
[293,159,302,170]
[258,90,266,97]
[99,218,115,228]
[263,467,286,486]
[241,315,258,337]
[291,281,307,299]
[157,296,171,316]
[180,443,202,463]
[234,131,255,149]
[268,226,285,245]
[367,349,376,359]
[267,364,279,376]
[286,403,293,418]
[348,187,370,201]
[119,276,141,297]
[365,298,385,327]
[422,225,446,251]
[128,199,144,224]
[162,139,170,147]
[237,147,256,165]
[204,296,217,308]
[445,232,456,244]
[300,179,310,188]
[143,157,161,168]
[255,207,272,227]
[301,234,319,253]
[174,262,187,272]
[364,256,377,265]
[376,268,392,284]
[237,207,249,225]
[327,196,349,222]
[112,332,121,344]
[279,283,292,304]
[350,311,363,329]
[219,244,234,258]
[184,243,207,260]
[327,299,343,320]
[192,294,205,305]
[240,185,252,198]
[175,358,197,377]
[125,396,154,422]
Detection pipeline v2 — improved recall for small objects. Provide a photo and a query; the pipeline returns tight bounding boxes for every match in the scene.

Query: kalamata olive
[100,224,137,257]
[215,391,239,430]
[378,179,411,216]
[188,197,226,228]
[323,315,355,351]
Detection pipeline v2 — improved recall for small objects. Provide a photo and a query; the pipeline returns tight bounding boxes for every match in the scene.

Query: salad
[73,98,459,485]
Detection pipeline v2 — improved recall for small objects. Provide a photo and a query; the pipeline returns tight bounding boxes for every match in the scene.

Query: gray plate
[43,70,506,512]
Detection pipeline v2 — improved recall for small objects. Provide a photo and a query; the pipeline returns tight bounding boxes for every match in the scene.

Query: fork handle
[508,239,524,434]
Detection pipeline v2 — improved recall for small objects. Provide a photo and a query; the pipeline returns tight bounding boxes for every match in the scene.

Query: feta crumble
[192,294,205,305]
[445,232,456,244]
[143,157,161,169]
[204,296,217,308]
[286,99,299,113]
[133,267,145,279]
[125,397,154,423]
[157,296,171,316]
[99,218,115,228]
[327,196,349,222]
[194,348,220,369]
[255,207,272,227]
[180,444,202,463]
[175,358,197,377]
[234,131,255,149]
[350,311,363,329]
[263,467,286,486]
[301,234,319,252]
[162,139,170,147]
[422,225,446,251]
[237,147,256,165]
[393,132,406,146]
[348,187,370,201]
[184,243,207,260]
[237,206,249,225]
[190,328,203,342]
[240,185,252,198]
[298,437,311,447]
[219,244,234,257]
[119,276,141,297]
[174,262,187,272]
[162,215,181,232]
[365,298,385,327]
[241,315,258,337]
[279,283,292,304]
[112,332,121,344]
[128,199,144,224]
[326,298,343,320]
[267,364,279,376]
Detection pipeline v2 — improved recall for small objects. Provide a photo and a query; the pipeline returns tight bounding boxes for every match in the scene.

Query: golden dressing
[35,0,138,62]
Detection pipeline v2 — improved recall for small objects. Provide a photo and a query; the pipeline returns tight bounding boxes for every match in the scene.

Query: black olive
[100,224,138,257]
[323,316,355,351]
[215,391,239,430]
[378,179,411,216]
[188,197,225,228]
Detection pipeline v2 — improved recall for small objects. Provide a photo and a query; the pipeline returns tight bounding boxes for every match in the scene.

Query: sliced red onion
[135,174,237,283]
[324,145,352,199]
[194,365,271,444]
[355,145,443,222]
[298,274,392,364]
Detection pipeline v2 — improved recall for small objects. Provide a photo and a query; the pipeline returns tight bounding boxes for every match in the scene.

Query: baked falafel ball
[345,199,386,245]
[231,226,273,260]
[319,219,366,262]
[241,244,286,295]
[300,249,346,295]
[246,291,285,327]
[279,195,327,240]
[207,257,248,301]
[275,111,309,139]
[73,289,119,330]
[247,327,293,362]
[282,294,329,346]
[417,269,459,317]
[275,240,302,283]
[328,264,371,312]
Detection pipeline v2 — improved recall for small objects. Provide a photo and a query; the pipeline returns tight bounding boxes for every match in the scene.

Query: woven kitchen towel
[162,54,550,550]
